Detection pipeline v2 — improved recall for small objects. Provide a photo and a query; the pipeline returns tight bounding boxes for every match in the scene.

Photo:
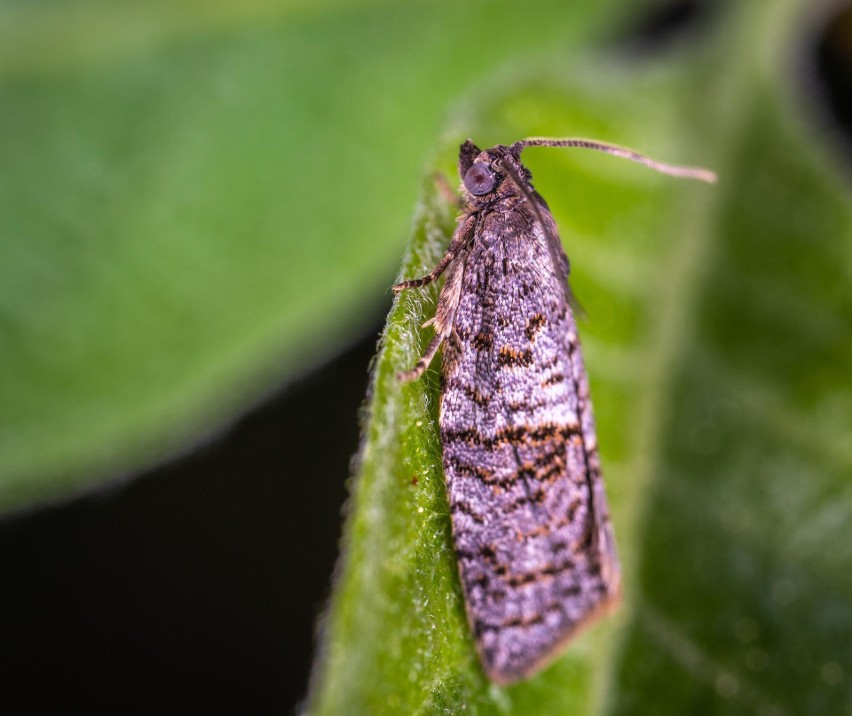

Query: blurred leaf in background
[309,0,852,714]
[0,0,850,713]
[0,0,622,510]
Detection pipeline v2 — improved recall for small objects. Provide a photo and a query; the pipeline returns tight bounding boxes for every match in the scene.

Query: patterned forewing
[439,208,618,683]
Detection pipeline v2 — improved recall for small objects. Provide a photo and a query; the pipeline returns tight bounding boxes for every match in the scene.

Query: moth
[394,137,716,683]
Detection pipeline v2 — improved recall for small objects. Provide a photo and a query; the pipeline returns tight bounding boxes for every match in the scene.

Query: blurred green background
[1,0,850,713]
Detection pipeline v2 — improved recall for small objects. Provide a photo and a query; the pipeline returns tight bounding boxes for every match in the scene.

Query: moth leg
[434,171,461,207]
[392,213,476,293]
[397,254,466,382]
[397,332,444,382]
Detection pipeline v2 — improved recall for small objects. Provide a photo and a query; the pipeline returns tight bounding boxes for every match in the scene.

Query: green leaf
[310,1,852,713]
[0,0,623,511]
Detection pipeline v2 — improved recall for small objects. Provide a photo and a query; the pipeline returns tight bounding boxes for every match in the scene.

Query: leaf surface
[310,1,852,712]
[0,0,621,510]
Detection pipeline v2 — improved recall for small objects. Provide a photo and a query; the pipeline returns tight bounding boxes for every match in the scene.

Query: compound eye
[463,163,496,195]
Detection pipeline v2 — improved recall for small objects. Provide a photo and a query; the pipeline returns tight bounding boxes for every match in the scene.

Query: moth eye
[463,164,496,195]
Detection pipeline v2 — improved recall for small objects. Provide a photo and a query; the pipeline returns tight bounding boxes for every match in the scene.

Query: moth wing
[532,199,620,596]
[440,206,619,683]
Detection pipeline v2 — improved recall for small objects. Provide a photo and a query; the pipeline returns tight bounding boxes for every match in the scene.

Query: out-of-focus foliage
[309,1,852,714]
[0,0,621,511]
[2,0,850,713]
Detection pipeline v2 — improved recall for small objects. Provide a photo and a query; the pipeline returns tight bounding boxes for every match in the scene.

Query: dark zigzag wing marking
[439,206,619,684]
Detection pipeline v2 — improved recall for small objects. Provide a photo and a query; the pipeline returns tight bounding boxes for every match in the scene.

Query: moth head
[458,141,530,200]
[459,139,481,178]
[463,161,496,196]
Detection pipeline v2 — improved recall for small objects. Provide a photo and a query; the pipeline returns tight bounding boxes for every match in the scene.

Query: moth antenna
[512,137,717,183]
[499,158,586,318]
[498,159,552,243]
